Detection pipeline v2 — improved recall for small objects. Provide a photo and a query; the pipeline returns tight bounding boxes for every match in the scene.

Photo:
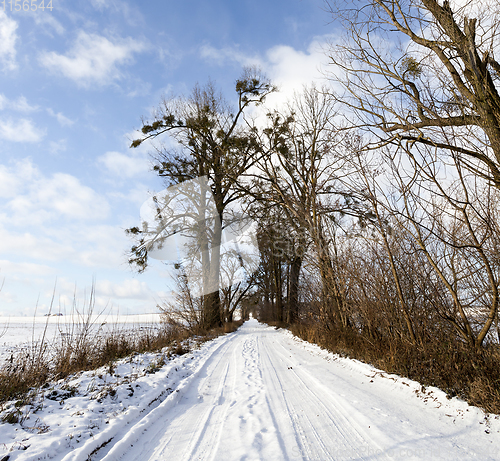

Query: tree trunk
[274,258,283,322]
[201,183,223,329]
[287,255,302,323]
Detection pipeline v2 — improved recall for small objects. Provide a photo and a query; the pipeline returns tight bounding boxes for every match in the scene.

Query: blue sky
[0,0,337,316]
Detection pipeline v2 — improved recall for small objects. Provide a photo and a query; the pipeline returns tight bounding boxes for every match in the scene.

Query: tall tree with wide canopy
[127,69,275,329]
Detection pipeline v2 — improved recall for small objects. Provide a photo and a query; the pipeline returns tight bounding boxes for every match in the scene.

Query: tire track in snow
[82,319,486,461]
[64,331,235,461]
[104,335,236,461]
[259,333,375,460]
[149,340,237,460]
[261,334,392,460]
[99,321,391,461]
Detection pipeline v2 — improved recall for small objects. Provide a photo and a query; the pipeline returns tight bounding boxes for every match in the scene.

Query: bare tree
[254,215,288,322]
[349,149,419,344]
[326,0,500,188]
[248,87,357,328]
[159,266,203,332]
[219,248,259,323]
[372,143,500,351]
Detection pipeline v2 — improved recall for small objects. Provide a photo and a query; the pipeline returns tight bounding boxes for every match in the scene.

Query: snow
[0,314,162,363]
[1,319,499,460]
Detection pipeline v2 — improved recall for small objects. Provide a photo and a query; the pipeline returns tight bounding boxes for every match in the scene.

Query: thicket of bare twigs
[257,204,500,413]
[0,322,174,405]
[258,199,500,414]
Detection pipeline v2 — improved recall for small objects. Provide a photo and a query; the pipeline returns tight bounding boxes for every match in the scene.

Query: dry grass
[0,295,243,407]
[179,320,244,338]
[0,322,181,406]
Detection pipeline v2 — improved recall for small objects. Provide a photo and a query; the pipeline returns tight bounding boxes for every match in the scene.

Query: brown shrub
[0,315,243,406]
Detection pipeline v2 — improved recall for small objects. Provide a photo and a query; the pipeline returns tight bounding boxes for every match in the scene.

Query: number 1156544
[1,0,53,11]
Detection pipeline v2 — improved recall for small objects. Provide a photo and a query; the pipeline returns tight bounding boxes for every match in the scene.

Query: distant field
[0,313,163,363]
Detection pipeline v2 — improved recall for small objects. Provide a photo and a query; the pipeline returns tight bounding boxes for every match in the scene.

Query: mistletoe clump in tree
[127,68,275,329]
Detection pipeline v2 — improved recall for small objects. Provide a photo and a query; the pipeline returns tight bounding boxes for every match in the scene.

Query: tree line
[127,0,500,410]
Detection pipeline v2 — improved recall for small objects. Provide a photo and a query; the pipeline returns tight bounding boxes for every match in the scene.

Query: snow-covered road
[87,319,498,460]
[3,319,499,460]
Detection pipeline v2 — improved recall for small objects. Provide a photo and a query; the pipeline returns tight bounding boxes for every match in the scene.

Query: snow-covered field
[1,319,499,460]
[0,314,163,363]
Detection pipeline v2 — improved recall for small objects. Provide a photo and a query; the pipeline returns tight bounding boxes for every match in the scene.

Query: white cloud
[10,96,38,112]
[38,173,109,219]
[199,38,331,110]
[1,159,109,223]
[0,260,55,276]
[0,11,18,71]
[39,31,146,88]
[72,224,129,267]
[33,10,65,35]
[96,279,153,300]
[0,163,30,198]
[42,276,162,316]
[0,159,132,271]
[0,159,164,298]
[0,118,45,142]
[125,78,152,98]
[108,182,152,207]
[97,151,149,178]
[0,94,38,112]
[89,0,144,27]
[0,290,17,305]
[262,40,331,109]
[266,41,328,87]
[48,139,67,155]
[47,108,74,126]
[0,225,77,263]
[0,220,128,270]
[200,44,260,68]
[90,0,113,10]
